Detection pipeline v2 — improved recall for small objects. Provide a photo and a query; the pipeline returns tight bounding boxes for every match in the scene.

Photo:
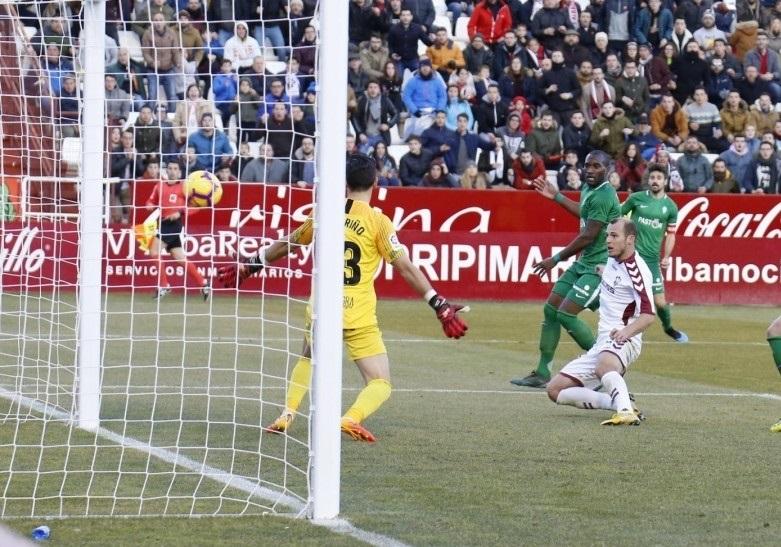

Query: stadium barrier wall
[2,185,780,305]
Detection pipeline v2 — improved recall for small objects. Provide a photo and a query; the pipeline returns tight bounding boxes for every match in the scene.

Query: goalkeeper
[217,154,468,442]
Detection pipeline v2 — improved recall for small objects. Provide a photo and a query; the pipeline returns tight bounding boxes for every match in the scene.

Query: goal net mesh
[0,0,322,518]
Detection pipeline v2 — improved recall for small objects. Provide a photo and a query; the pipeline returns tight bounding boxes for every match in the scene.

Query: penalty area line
[0,387,409,547]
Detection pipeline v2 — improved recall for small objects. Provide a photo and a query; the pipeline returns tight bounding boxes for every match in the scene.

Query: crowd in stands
[15,0,781,214]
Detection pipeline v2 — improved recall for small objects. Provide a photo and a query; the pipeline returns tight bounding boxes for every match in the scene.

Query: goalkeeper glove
[428,294,468,339]
[217,254,265,288]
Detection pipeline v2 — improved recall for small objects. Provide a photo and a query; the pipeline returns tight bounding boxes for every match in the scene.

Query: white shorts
[558,335,642,390]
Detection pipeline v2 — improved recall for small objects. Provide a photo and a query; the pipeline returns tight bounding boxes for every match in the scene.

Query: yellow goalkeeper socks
[285,357,312,413]
[343,379,392,424]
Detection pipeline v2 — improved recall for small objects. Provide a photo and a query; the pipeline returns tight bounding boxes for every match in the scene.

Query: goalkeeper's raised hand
[428,295,469,339]
[217,254,265,288]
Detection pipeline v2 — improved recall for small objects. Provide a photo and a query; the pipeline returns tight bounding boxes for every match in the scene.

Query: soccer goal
[0,0,346,520]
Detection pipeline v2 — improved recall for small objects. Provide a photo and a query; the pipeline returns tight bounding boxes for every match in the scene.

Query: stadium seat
[390,124,402,145]
[454,40,466,50]
[266,61,286,74]
[117,31,144,64]
[433,0,448,16]
[61,137,81,166]
[434,15,452,36]
[455,17,470,43]
[122,111,139,130]
[388,144,408,166]
[418,39,428,57]
[247,141,260,158]
[546,170,558,187]
[23,26,37,39]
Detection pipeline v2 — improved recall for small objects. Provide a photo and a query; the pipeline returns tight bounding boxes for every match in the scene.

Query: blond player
[217,154,468,442]
[546,218,656,426]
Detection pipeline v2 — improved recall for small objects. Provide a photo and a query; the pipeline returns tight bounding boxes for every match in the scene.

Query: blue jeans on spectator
[358,134,384,154]
[769,81,781,104]
[254,24,288,61]
[147,68,179,111]
[396,58,419,77]
[448,2,474,21]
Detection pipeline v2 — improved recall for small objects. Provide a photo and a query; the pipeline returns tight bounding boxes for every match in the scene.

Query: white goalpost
[0,0,347,520]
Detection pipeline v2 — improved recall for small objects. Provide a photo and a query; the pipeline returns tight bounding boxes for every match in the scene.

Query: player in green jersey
[768,315,781,432]
[621,163,688,342]
[511,150,622,388]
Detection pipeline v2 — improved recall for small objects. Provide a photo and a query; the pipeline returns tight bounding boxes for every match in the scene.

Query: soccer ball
[184,170,223,207]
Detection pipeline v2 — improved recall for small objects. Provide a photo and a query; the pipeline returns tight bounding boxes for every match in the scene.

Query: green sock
[557,310,596,351]
[769,337,781,376]
[657,304,673,331]
[535,303,560,378]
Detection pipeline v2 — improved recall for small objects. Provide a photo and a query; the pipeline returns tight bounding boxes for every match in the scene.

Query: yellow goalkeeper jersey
[289,198,405,329]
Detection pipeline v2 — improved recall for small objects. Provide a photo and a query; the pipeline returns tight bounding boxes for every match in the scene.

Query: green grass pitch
[1,293,780,545]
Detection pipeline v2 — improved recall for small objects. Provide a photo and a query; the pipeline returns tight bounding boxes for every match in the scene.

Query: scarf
[368,94,382,122]
[590,79,612,119]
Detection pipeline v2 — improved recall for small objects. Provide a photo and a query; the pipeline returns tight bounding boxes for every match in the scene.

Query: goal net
[0,0,345,519]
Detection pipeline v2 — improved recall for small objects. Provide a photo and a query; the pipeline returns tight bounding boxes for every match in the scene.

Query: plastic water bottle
[31,525,50,541]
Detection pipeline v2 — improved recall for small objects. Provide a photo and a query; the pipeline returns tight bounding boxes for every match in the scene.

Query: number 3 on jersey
[344,241,361,286]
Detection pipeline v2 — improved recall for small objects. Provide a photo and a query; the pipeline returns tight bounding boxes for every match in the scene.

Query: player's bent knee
[546,375,570,403]
[595,352,623,378]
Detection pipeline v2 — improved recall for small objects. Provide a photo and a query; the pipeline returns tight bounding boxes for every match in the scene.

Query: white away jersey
[597,253,656,339]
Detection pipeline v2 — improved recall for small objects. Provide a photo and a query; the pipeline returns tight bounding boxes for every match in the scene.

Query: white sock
[556,387,614,410]
[601,371,633,413]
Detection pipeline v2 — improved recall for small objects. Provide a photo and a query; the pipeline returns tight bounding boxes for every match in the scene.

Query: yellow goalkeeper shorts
[305,310,386,361]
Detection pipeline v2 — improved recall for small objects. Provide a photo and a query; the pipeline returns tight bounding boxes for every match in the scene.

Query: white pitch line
[1,333,769,347]
[0,387,409,547]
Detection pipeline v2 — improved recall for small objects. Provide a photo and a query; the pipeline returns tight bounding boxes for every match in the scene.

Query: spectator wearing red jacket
[511,149,546,189]
[468,0,513,47]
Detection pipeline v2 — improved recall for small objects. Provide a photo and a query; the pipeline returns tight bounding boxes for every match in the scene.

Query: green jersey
[578,181,621,268]
[621,190,679,262]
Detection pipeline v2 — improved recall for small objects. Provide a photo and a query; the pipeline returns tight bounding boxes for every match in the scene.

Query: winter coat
[561,122,593,162]
[730,21,759,61]
[475,97,510,133]
[634,7,673,45]
[446,99,475,131]
[580,81,617,126]
[353,94,400,144]
[360,46,390,80]
[399,149,435,186]
[706,71,734,106]
[388,22,431,61]
[736,0,771,27]
[463,45,494,74]
[589,110,634,158]
[615,158,647,191]
[747,105,780,135]
[222,23,262,70]
[402,72,447,114]
[719,101,750,140]
[642,56,673,96]
[614,75,650,122]
[511,154,547,189]
[718,146,754,183]
[427,41,467,71]
[188,129,233,171]
[540,63,582,114]
[141,26,181,71]
[734,76,771,106]
[744,48,781,80]
[670,53,710,105]
[650,101,689,143]
[468,1,514,45]
[526,123,562,159]
[492,42,523,76]
[710,169,740,193]
[530,7,572,50]
[746,153,781,192]
[677,151,714,191]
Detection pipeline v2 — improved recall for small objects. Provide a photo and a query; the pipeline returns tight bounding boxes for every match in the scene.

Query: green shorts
[552,261,602,311]
[644,260,665,295]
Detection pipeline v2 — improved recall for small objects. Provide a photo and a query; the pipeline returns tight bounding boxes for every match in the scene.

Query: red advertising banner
[1,184,779,305]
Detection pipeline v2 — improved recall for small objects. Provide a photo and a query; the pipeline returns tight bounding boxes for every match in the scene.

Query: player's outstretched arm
[391,254,468,339]
[532,178,580,218]
[533,219,604,277]
[217,239,293,288]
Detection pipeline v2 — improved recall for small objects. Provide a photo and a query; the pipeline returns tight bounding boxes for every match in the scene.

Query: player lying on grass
[545,218,656,426]
[511,150,621,388]
[621,163,688,343]
[217,153,468,442]
[144,160,210,300]
[768,316,781,433]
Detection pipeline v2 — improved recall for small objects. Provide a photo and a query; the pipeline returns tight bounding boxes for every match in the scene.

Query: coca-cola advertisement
[1,184,779,305]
